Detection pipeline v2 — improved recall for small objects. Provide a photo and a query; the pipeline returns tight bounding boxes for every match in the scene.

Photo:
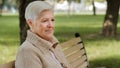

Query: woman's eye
[51,19,54,21]
[41,19,47,23]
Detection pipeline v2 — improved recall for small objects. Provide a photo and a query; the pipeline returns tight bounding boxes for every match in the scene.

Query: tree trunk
[92,0,96,16]
[101,0,120,37]
[18,0,44,44]
[0,0,4,16]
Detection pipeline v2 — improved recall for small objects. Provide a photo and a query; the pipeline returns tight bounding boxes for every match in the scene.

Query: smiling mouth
[45,30,53,33]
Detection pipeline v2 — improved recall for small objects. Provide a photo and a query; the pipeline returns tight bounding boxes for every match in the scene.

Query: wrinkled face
[27,10,54,41]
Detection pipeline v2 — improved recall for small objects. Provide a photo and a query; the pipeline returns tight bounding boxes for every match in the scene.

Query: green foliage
[0,15,120,68]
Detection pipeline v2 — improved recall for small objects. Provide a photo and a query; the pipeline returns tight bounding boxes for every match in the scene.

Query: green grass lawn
[0,14,120,68]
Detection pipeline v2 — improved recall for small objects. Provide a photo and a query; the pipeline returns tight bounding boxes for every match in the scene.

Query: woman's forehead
[39,10,54,17]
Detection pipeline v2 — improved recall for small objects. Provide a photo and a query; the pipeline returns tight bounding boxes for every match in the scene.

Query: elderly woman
[15,1,70,68]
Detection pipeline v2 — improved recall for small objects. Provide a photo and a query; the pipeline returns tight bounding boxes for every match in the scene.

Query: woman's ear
[26,19,33,29]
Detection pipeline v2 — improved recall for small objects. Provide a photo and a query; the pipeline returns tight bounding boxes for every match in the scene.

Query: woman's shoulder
[18,40,39,53]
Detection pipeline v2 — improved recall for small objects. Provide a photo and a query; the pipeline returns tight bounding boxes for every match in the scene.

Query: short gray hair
[25,1,53,22]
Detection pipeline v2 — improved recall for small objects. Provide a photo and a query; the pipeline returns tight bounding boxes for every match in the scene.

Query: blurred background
[0,0,120,68]
[0,0,107,15]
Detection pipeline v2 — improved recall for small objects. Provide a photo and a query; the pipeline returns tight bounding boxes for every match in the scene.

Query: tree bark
[101,0,120,37]
[18,0,44,44]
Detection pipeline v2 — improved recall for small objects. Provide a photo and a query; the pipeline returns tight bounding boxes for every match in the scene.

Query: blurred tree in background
[0,0,5,16]
[92,0,96,15]
[101,0,120,37]
[0,0,17,15]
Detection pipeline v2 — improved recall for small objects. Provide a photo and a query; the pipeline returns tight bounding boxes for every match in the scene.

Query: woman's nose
[47,21,54,28]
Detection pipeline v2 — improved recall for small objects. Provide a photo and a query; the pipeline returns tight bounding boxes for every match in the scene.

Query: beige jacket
[15,30,70,68]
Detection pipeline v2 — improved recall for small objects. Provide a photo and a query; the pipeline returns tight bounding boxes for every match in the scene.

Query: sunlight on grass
[86,40,120,59]
[0,45,19,63]
[85,39,120,68]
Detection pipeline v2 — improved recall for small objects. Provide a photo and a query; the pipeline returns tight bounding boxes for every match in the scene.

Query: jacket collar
[26,30,59,49]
